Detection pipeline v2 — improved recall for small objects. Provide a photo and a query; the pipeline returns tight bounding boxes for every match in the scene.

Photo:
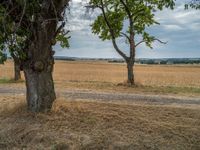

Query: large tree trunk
[14,60,21,81]
[23,28,56,112]
[24,69,56,112]
[21,0,69,112]
[127,61,134,85]
[24,43,56,112]
[23,19,57,112]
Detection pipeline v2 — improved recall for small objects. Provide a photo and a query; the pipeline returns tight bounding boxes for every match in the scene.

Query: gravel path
[0,87,200,106]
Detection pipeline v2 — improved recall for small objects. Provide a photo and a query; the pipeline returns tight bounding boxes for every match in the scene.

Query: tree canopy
[185,0,200,9]
[0,0,70,63]
[90,0,175,50]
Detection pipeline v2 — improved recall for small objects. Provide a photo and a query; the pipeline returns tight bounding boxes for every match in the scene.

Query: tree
[13,57,22,81]
[0,0,70,112]
[89,0,175,85]
[0,52,6,64]
[185,0,200,9]
[9,40,24,81]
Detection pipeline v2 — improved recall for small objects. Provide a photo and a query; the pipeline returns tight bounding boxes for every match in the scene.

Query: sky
[54,0,200,59]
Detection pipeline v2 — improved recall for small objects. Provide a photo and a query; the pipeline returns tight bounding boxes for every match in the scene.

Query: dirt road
[0,86,199,107]
[0,86,200,150]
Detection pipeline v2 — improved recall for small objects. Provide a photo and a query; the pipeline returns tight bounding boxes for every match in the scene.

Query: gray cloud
[54,0,200,58]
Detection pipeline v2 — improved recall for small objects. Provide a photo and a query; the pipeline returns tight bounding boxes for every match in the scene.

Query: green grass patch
[60,80,200,97]
[0,78,24,84]
[143,86,200,95]
[106,82,200,96]
[126,84,200,96]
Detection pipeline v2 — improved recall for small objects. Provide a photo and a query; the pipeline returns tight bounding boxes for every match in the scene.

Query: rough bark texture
[23,21,57,112]
[14,60,21,81]
[24,70,56,112]
[24,60,55,113]
[127,61,134,85]
[22,0,69,112]
[24,43,56,112]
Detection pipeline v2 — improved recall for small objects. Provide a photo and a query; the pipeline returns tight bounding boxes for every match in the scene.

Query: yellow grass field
[0,60,200,149]
[1,60,200,87]
[1,60,200,96]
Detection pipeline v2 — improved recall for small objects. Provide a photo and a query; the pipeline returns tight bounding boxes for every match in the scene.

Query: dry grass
[0,95,200,149]
[0,60,200,149]
[1,60,200,87]
[1,60,200,96]
[54,61,200,87]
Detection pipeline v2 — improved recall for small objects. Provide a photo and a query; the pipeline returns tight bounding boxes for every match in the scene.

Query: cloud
[54,0,200,58]
[155,2,200,32]
[64,0,99,35]
[163,24,183,31]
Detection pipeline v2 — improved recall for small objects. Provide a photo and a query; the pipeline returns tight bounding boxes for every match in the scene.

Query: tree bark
[127,61,134,85]
[23,42,56,112]
[24,69,56,112]
[22,0,70,112]
[14,60,21,81]
[23,27,57,112]
[23,12,58,112]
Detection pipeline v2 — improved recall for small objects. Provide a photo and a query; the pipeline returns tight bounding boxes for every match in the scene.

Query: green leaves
[9,45,27,61]
[185,0,200,10]
[0,2,29,62]
[0,0,70,62]
[92,11,124,40]
[90,0,175,49]
[56,34,70,48]
[142,32,155,49]
[0,51,7,64]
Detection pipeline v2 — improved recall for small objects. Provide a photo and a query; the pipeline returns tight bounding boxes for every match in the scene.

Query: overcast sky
[54,0,200,58]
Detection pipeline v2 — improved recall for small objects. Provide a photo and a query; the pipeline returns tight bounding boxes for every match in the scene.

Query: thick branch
[99,0,128,60]
[15,0,26,31]
[119,0,135,59]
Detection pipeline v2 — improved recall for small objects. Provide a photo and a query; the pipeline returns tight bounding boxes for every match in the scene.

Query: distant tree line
[137,59,200,65]
[108,58,200,65]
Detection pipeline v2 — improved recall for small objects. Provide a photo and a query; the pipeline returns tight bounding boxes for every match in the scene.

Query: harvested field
[0,96,200,149]
[1,60,200,96]
[1,60,200,87]
[0,60,200,149]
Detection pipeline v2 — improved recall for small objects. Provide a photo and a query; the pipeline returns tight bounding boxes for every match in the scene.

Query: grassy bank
[55,80,200,97]
[0,78,24,84]
[0,96,199,149]
[1,79,200,97]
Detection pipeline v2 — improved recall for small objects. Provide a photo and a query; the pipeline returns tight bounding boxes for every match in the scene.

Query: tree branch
[120,32,130,42]
[119,0,132,21]
[14,0,26,33]
[99,0,128,60]
[119,0,135,59]
[54,22,65,37]
[135,40,145,48]
[135,38,167,48]
[153,38,167,44]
